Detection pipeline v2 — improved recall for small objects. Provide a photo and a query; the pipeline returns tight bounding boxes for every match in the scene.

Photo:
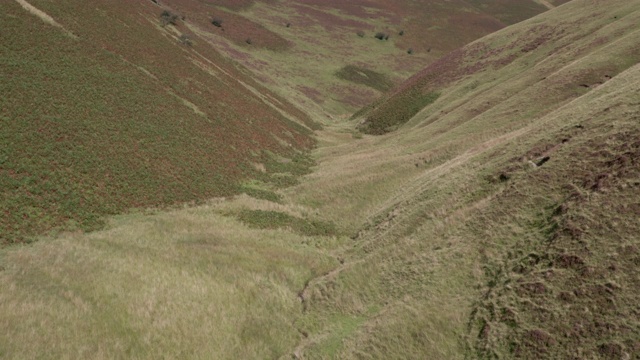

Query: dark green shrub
[179,34,192,46]
[239,186,282,203]
[374,32,386,40]
[407,48,413,54]
[211,18,223,27]
[357,30,365,37]
[236,210,338,237]
[160,10,179,27]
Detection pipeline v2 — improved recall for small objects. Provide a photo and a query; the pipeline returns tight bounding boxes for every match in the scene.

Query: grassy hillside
[356,0,639,133]
[1,0,639,359]
[1,0,317,244]
[169,0,550,118]
[290,0,640,357]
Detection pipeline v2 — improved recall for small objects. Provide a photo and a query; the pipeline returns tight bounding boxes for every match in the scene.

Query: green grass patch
[236,210,338,237]
[239,187,283,203]
[358,90,440,134]
[255,151,316,188]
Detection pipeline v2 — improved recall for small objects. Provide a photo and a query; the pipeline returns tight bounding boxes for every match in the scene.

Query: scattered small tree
[160,10,179,27]
[399,29,404,36]
[357,30,365,37]
[179,34,192,46]
[211,18,223,27]
[286,23,291,28]
[245,38,252,45]
[374,32,386,40]
[407,48,413,54]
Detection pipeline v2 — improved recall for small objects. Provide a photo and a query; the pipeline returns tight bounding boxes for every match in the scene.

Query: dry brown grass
[0,200,340,359]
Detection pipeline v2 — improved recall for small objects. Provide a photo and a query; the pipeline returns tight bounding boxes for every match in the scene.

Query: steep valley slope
[1,0,317,244]
[162,0,556,117]
[1,0,639,359]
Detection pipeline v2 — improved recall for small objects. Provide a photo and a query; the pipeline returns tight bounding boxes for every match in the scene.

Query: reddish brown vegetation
[1,0,316,243]
[167,0,291,50]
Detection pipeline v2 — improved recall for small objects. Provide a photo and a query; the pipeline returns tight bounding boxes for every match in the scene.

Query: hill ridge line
[534,0,555,10]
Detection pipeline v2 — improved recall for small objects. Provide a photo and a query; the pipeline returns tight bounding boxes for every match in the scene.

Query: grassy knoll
[356,90,440,134]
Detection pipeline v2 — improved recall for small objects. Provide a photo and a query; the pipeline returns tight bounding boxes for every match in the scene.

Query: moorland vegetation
[1,0,639,358]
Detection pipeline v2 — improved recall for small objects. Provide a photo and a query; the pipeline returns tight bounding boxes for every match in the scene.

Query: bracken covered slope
[0,0,317,243]
[169,0,553,117]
